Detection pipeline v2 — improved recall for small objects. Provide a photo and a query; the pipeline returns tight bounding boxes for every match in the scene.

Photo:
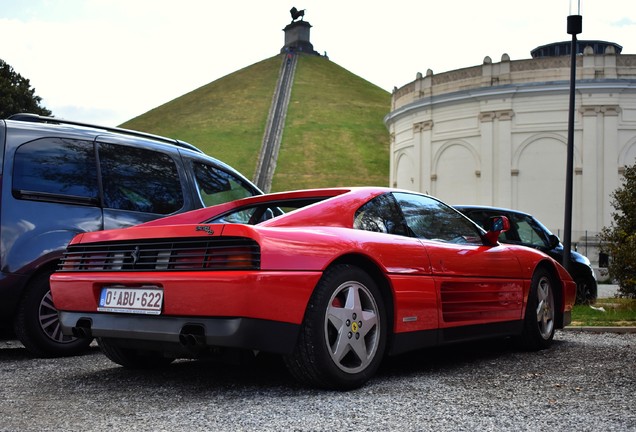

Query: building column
[602,106,620,229]
[479,110,514,206]
[478,112,494,204]
[580,104,620,234]
[496,110,514,208]
[389,132,396,187]
[414,120,433,193]
[580,105,598,237]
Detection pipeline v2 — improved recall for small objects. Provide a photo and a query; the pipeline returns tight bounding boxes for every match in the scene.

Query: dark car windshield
[509,213,550,247]
[460,208,550,248]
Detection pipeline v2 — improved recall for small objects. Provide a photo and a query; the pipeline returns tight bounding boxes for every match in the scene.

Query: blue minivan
[1,114,261,356]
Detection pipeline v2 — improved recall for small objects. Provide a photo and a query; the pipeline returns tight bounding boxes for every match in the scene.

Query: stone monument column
[281,20,319,55]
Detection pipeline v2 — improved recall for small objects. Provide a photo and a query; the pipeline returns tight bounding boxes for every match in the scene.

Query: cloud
[611,17,636,27]
[49,104,128,127]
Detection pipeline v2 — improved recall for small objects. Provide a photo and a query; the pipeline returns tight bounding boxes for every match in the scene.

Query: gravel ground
[1,331,634,432]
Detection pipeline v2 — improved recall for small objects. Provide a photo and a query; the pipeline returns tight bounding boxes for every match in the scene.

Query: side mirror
[547,234,560,250]
[483,216,510,245]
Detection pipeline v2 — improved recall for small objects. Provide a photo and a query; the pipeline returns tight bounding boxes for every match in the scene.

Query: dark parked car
[0,114,261,357]
[455,205,597,304]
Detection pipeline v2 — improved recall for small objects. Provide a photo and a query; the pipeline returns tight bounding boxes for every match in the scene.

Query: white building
[385,41,636,264]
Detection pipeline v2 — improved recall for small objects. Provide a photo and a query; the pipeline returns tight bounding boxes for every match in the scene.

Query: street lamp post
[563,11,582,272]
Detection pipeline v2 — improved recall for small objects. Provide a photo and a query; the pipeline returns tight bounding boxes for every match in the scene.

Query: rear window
[193,161,254,207]
[354,193,408,235]
[13,138,99,202]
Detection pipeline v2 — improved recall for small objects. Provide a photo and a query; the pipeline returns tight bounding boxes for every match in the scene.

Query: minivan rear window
[13,138,99,201]
[193,161,253,207]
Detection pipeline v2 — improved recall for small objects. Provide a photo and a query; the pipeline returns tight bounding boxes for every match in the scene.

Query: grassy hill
[121,54,390,192]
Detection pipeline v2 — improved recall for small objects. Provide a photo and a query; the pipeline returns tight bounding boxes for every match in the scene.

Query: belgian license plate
[98,286,163,315]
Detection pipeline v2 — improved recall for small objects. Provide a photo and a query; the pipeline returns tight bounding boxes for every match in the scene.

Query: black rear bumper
[58,311,300,355]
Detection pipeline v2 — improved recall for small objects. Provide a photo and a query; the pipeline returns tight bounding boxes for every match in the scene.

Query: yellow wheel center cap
[351,321,359,333]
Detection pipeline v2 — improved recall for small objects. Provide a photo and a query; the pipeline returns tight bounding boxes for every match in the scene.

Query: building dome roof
[530,40,622,57]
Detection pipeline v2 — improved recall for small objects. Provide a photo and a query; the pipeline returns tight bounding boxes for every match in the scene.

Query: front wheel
[575,272,597,305]
[520,267,556,350]
[284,264,387,390]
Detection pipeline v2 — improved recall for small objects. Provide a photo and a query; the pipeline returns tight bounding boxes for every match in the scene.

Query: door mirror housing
[483,216,510,245]
[547,234,560,250]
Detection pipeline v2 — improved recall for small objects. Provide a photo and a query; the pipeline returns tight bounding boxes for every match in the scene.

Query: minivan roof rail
[7,113,203,154]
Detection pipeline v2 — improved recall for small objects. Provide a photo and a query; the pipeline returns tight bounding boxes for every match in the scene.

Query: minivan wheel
[14,272,92,357]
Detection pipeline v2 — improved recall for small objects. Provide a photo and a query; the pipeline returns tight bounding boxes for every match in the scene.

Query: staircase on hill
[253,52,298,192]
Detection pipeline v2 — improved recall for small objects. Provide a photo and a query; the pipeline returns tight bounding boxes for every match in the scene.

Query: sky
[1,0,635,126]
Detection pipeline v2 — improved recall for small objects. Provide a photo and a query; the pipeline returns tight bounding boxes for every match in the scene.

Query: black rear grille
[58,237,260,272]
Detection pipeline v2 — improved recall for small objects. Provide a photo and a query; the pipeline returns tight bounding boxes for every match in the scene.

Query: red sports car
[50,187,576,390]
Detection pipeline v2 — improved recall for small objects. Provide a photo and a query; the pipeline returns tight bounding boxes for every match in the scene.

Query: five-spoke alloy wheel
[325,279,382,375]
[285,264,387,390]
[521,267,556,350]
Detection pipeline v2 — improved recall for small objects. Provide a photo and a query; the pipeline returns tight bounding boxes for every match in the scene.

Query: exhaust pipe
[71,318,93,338]
[179,324,206,347]
[179,333,203,346]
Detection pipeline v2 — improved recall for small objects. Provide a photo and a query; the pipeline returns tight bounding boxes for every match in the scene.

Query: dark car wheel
[14,272,92,357]
[520,267,556,350]
[284,264,387,390]
[98,338,175,369]
[575,272,598,305]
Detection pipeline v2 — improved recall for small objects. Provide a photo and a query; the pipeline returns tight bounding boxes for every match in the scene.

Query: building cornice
[384,80,636,127]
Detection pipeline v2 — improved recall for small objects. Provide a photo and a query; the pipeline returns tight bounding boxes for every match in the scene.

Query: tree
[599,162,636,298]
[0,59,52,118]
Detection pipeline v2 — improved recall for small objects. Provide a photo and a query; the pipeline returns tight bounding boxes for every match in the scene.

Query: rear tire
[14,271,92,357]
[284,264,387,390]
[98,338,175,369]
[520,267,556,350]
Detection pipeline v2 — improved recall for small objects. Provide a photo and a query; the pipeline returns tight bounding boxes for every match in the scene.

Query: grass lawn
[570,298,636,327]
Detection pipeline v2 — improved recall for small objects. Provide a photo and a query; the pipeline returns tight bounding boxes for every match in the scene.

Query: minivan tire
[14,271,92,357]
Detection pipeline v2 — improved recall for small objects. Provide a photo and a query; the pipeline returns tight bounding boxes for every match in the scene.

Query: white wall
[386,50,636,263]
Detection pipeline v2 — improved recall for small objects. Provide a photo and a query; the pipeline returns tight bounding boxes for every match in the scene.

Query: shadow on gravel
[64,337,571,393]
[75,352,301,394]
[378,337,568,380]
[380,337,517,375]
[1,331,572,394]
[0,342,102,362]
[0,341,33,361]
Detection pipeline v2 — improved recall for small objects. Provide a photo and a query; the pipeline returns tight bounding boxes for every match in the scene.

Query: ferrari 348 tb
[50,187,576,390]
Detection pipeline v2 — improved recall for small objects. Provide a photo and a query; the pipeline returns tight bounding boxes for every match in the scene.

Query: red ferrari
[50,187,576,390]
